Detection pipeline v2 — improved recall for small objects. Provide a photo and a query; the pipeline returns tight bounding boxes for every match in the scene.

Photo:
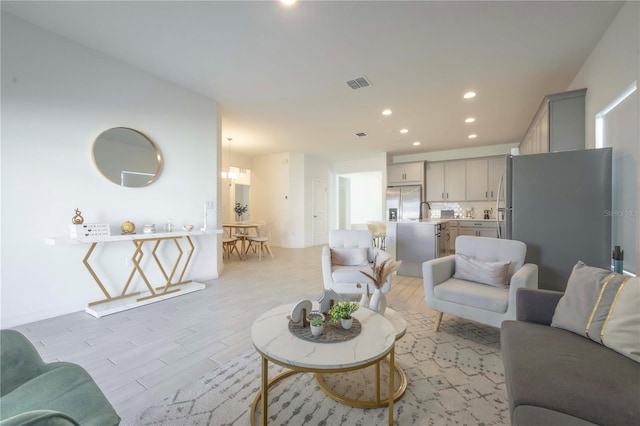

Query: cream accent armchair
[322,230,393,295]
[423,236,538,331]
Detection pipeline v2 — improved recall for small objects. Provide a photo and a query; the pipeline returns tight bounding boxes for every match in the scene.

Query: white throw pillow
[331,248,369,266]
[552,261,640,362]
[453,253,511,288]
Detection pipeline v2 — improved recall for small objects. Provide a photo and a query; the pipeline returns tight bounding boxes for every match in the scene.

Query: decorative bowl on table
[183,225,194,231]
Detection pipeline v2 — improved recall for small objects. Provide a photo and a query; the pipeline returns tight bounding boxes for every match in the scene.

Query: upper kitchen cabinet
[465,156,505,201]
[426,161,466,201]
[388,161,424,186]
[519,88,586,155]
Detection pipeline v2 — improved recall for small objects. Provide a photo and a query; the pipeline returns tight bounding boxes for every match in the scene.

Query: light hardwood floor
[13,245,429,421]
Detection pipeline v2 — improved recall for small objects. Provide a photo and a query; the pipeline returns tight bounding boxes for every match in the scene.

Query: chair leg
[434,311,443,332]
[265,243,274,258]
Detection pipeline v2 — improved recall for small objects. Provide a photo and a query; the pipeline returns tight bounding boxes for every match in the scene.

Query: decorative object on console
[69,223,111,240]
[360,254,401,315]
[328,301,359,330]
[289,299,312,327]
[71,208,84,224]
[143,224,156,234]
[183,225,194,231]
[164,219,174,233]
[121,221,136,234]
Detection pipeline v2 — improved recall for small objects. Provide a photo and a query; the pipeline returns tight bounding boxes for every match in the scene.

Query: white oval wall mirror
[92,127,162,187]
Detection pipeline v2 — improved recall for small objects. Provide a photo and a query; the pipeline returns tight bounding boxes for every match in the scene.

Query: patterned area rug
[124,311,508,425]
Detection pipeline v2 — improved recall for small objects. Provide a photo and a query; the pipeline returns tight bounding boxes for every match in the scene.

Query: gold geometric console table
[45,230,219,318]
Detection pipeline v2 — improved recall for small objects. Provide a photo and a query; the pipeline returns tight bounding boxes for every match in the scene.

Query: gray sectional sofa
[501,288,640,426]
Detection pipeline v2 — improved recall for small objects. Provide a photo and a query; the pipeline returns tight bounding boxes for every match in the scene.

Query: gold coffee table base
[249,357,405,425]
[315,357,407,409]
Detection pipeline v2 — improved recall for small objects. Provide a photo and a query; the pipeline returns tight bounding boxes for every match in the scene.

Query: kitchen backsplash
[429,201,498,219]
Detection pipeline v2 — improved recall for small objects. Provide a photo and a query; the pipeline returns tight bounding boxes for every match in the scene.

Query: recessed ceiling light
[463,91,477,99]
[280,0,297,6]
[400,128,408,134]
[412,141,421,146]
[468,134,478,139]
[382,109,392,116]
[465,117,476,123]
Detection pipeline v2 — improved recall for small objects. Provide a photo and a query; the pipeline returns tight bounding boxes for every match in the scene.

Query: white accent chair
[322,229,393,295]
[423,236,538,331]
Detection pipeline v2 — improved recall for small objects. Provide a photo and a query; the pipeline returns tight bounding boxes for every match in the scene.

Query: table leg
[375,361,381,404]
[261,356,268,425]
[389,346,395,426]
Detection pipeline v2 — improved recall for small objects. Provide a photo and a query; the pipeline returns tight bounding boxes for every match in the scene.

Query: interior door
[312,179,328,246]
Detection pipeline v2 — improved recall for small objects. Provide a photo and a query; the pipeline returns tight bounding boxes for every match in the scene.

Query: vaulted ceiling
[2,1,624,161]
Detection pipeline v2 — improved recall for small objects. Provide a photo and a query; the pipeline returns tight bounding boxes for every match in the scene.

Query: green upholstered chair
[0,330,120,426]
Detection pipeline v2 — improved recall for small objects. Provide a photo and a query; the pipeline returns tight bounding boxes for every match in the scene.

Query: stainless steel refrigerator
[497,148,612,291]
[386,185,421,221]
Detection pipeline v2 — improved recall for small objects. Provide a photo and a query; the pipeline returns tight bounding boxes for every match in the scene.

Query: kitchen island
[386,220,449,278]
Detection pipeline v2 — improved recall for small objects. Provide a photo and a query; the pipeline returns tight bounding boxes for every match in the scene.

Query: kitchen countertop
[387,219,449,225]
[388,218,502,225]
[445,218,502,222]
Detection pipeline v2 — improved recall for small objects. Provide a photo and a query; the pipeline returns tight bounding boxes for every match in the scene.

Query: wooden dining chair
[246,222,273,261]
[222,236,242,261]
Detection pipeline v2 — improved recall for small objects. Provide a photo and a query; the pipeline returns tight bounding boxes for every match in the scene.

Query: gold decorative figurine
[72,208,84,224]
[121,221,136,234]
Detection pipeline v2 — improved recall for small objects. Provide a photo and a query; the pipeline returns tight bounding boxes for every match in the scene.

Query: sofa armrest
[321,246,333,288]
[516,288,564,325]
[1,330,46,397]
[422,255,455,297]
[0,410,79,426]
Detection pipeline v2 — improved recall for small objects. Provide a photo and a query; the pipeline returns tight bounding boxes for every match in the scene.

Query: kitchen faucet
[420,201,431,220]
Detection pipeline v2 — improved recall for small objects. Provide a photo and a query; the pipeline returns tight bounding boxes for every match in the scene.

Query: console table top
[45,229,222,245]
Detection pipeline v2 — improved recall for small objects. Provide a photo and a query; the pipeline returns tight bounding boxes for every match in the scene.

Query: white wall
[568,1,640,273]
[251,152,291,247]
[1,14,221,327]
[568,1,640,149]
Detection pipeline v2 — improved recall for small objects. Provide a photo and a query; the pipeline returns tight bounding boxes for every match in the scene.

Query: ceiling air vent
[347,76,371,90]
[355,132,367,137]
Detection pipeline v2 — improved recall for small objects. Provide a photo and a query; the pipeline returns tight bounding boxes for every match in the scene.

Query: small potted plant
[310,315,324,337]
[329,301,359,330]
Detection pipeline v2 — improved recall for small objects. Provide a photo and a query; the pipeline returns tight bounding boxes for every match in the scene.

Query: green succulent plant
[328,301,359,321]
[310,316,324,327]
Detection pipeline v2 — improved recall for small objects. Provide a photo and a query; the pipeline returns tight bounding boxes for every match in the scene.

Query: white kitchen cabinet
[388,162,424,186]
[426,163,445,201]
[489,157,505,200]
[426,161,465,201]
[465,156,505,201]
[465,159,489,201]
[519,88,586,155]
[459,220,500,238]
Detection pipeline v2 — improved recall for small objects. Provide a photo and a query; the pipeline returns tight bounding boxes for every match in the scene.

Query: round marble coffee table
[251,303,399,426]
